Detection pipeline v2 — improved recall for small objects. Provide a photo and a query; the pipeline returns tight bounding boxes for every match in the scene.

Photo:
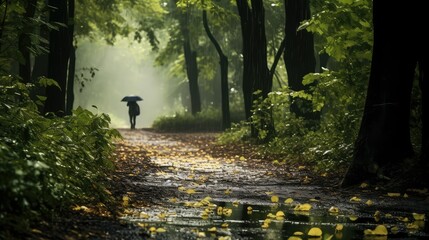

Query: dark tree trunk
[236,0,272,138]
[65,0,75,115]
[236,0,253,121]
[0,0,8,47]
[44,0,70,116]
[318,52,329,72]
[202,9,230,130]
[18,0,37,83]
[176,1,201,115]
[183,40,201,115]
[284,0,318,121]
[341,1,429,187]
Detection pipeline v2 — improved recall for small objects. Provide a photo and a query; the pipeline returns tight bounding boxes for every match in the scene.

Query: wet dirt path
[115,129,429,240]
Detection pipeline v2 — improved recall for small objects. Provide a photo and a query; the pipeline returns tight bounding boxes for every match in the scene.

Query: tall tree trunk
[236,0,271,138]
[65,0,75,115]
[176,1,201,115]
[18,0,37,83]
[0,0,8,48]
[341,1,428,187]
[202,9,230,130]
[44,0,70,116]
[284,0,318,122]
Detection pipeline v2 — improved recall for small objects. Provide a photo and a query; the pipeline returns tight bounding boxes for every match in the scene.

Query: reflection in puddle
[121,199,427,239]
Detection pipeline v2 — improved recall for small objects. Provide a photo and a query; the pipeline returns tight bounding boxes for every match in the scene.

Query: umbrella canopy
[121,95,143,102]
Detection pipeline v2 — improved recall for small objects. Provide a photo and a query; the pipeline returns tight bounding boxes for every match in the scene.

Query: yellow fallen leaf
[294,203,312,211]
[186,188,196,194]
[366,200,374,206]
[221,223,229,228]
[364,225,388,236]
[276,211,285,217]
[307,227,323,237]
[217,207,223,215]
[284,198,294,204]
[265,191,274,195]
[328,206,339,214]
[156,228,166,233]
[197,232,206,237]
[298,165,306,170]
[139,212,150,219]
[350,196,361,202]
[223,208,232,216]
[391,226,399,233]
[122,195,129,207]
[293,231,304,236]
[406,223,419,230]
[360,182,369,188]
[137,223,148,228]
[287,237,302,240]
[178,186,186,191]
[247,206,253,211]
[271,195,279,203]
[349,215,358,221]
[335,224,344,232]
[261,223,269,228]
[149,226,157,232]
[309,198,319,202]
[239,156,246,161]
[387,192,401,197]
[157,212,167,219]
[232,200,239,207]
[412,213,425,220]
[225,189,232,195]
[208,227,217,232]
[374,210,381,222]
[219,236,232,240]
[267,213,276,218]
[168,197,178,203]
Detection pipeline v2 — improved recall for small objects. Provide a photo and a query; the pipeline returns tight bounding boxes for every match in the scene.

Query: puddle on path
[117,130,429,239]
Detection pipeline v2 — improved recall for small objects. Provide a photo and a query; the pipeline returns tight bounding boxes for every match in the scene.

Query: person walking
[127,101,140,129]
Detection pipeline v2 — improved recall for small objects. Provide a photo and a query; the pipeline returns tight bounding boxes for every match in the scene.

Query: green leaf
[38,77,61,90]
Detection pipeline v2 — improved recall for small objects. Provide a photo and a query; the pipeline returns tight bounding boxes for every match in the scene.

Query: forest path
[107,129,429,239]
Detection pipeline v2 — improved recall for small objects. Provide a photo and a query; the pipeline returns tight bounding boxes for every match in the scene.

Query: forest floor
[37,129,429,240]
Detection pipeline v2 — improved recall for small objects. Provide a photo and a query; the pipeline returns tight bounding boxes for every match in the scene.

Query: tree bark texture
[178,3,201,115]
[65,0,75,115]
[284,0,318,121]
[202,9,230,130]
[341,1,429,187]
[236,0,270,121]
[44,0,70,116]
[18,0,37,83]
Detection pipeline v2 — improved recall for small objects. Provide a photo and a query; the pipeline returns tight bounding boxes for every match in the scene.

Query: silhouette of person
[127,101,140,129]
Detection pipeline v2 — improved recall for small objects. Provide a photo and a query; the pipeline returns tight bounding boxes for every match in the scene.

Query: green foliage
[304,0,373,63]
[0,76,120,236]
[219,0,373,172]
[152,107,245,132]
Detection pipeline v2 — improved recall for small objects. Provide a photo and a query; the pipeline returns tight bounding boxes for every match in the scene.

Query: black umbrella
[121,95,143,102]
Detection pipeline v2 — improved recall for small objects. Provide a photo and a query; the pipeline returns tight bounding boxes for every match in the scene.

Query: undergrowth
[152,107,245,132]
[0,76,120,238]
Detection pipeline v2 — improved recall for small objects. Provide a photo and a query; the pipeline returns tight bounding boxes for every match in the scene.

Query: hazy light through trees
[73,38,179,128]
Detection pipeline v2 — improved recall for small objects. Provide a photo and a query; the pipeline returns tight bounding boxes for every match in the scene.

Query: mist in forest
[73,38,177,128]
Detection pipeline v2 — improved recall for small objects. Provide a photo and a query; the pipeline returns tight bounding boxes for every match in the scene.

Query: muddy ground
[37,129,429,240]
